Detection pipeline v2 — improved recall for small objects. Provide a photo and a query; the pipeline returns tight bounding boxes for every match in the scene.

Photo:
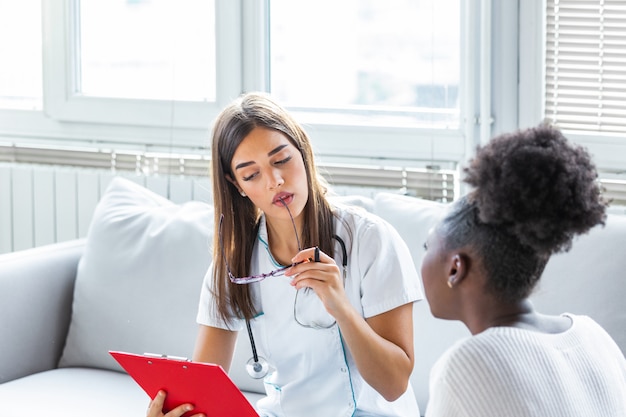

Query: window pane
[270,0,460,128]
[78,0,216,102]
[0,0,42,110]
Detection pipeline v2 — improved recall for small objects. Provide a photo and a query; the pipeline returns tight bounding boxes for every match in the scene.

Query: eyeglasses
[219,199,337,329]
[218,213,302,284]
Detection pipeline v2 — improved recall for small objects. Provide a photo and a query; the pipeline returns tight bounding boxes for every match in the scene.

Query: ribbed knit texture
[425,314,626,417]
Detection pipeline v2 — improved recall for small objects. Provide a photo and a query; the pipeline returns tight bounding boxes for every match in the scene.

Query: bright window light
[0,0,43,110]
[78,0,216,102]
[269,0,461,128]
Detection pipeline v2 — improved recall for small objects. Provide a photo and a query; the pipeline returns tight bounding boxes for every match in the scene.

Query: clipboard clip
[144,352,191,362]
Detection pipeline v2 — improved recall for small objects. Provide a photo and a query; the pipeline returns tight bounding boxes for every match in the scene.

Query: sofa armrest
[0,239,85,383]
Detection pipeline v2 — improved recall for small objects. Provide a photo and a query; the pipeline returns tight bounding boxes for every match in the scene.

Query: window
[269,0,461,129]
[1,0,474,168]
[42,0,240,130]
[519,0,626,184]
[520,0,626,206]
[545,0,626,135]
[0,0,43,110]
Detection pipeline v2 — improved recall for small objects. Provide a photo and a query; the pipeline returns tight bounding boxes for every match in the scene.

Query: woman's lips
[273,193,293,206]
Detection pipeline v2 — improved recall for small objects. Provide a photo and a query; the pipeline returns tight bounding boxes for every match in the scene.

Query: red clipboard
[109,351,259,417]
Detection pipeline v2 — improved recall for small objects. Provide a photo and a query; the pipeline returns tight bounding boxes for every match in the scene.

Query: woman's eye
[275,155,292,165]
[242,172,258,181]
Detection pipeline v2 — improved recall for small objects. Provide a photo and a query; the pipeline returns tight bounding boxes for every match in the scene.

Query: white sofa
[1,176,625,417]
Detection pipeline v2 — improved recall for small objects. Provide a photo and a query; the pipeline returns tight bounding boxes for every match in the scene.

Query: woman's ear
[447,253,468,288]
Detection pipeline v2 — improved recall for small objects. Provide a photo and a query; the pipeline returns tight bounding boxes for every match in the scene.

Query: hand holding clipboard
[147,390,203,417]
[110,351,259,417]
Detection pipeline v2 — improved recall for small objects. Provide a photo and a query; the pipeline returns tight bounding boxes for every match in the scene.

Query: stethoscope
[245,234,348,379]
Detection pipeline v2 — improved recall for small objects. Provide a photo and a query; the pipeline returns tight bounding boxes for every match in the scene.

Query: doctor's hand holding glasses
[218,200,348,331]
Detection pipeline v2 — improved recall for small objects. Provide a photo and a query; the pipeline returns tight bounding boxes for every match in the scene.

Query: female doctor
[147,92,423,417]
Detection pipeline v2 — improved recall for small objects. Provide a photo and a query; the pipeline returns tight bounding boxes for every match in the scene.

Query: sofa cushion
[59,177,213,372]
[329,193,375,213]
[0,368,147,417]
[374,192,444,275]
[531,213,626,354]
[0,367,265,417]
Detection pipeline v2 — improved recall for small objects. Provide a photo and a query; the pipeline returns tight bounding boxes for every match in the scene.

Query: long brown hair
[210,92,336,322]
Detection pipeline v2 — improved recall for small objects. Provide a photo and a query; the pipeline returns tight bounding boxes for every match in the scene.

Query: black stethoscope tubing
[246,235,347,379]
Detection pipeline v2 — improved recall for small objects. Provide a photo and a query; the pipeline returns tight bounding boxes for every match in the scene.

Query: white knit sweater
[425,314,626,417]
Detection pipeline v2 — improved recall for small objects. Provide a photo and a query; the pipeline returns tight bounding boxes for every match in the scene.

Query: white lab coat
[198,203,423,417]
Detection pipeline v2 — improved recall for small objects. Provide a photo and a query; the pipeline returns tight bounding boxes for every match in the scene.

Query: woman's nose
[267,169,284,190]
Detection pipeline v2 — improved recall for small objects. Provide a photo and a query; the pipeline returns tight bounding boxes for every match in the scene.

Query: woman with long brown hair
[149,92,423,417]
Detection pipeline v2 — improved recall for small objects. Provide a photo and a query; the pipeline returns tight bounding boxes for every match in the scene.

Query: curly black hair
[439,124,608,302]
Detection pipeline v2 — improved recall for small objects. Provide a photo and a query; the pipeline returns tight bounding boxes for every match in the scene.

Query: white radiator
[0,164,212,254]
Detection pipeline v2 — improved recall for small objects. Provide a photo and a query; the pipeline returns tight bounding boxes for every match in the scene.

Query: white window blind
[545,0,626,134]
[0,144,457,203]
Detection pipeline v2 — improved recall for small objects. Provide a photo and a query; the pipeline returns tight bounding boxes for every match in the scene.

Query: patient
[421,124,626,416]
